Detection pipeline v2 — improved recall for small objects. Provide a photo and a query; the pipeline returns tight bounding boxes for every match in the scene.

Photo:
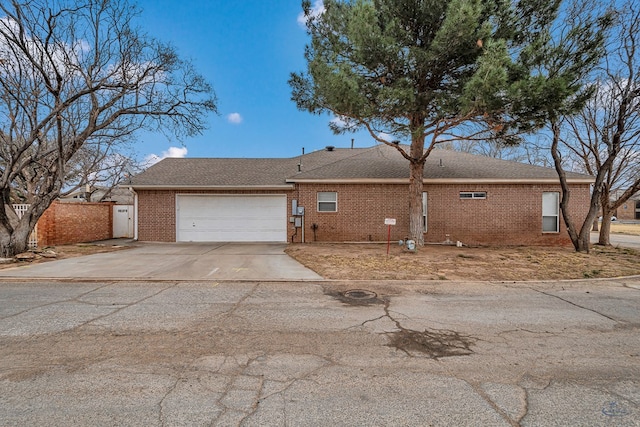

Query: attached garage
[176,194,287,242]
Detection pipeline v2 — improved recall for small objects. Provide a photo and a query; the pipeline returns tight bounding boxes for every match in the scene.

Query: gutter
[286,178,595,185]
[129,184,295,191]
[129,186,138,240]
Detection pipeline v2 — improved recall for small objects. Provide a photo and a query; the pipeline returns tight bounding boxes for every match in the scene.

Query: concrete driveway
[0,242,323,281]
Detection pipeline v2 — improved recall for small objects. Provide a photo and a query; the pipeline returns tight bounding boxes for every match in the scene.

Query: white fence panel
[12,204,38,249]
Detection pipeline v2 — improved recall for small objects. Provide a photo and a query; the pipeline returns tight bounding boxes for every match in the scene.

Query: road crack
[0,281,115,320]
[529,288,620,323]
[382,300,476,358]
[73,281,182,330]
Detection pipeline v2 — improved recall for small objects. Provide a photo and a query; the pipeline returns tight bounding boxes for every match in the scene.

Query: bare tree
[0,0,217,257]
[440,136,554,166]
[61,142,140,202]
[557,0,640,246]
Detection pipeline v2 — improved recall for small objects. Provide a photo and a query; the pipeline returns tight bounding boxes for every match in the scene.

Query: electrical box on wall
[294,217,302,227]
[292,199,298,216]
[297,206,305,215]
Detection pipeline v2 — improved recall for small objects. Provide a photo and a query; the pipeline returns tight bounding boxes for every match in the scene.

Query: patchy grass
[285,243,640,281]
[610,222,640,236]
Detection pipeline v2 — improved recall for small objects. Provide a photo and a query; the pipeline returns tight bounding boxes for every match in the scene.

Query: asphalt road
[1,278,639,426]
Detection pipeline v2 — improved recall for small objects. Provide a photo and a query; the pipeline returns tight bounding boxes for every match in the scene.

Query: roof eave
[286,178,595,184]
[127,184,295,190]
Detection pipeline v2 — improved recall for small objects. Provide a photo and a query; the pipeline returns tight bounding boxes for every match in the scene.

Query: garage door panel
[177,195,287,242]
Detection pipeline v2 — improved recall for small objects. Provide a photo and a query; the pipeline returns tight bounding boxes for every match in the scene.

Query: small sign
[384,218,396,225]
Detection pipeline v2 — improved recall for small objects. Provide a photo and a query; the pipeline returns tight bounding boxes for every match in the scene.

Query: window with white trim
[460,191,487,199]
[422,192,428,232]
[317,192,337,212]
[542,192,559,232]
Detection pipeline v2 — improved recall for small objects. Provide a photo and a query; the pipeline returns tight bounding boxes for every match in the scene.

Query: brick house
[128,144,593,246]
[616,192,640,221]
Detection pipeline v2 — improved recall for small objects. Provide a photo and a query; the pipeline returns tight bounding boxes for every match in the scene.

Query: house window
[422,192,428,232]
[317,192,337,212]
[542,192,559,233]
[460,191,486,199]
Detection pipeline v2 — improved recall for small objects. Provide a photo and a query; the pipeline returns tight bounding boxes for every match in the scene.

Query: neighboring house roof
[129,144,594,189]
[59,186,134,204]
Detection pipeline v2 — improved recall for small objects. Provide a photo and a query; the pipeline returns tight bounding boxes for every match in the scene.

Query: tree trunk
[550,121,593,252]
[0,222,31,258]
[597,210,613,246]
[0,197,54,257]
[408,159,425,246]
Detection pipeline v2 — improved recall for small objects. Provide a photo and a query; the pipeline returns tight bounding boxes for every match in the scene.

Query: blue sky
[135,0,371,163]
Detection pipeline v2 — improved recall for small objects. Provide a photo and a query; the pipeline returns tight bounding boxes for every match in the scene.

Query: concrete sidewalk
[0,242,323,281]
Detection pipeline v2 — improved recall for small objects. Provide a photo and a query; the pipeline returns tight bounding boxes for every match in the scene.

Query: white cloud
[330,116,347,127]
[329,115,359,132]
[144,146,188,167]
[297,0,325,27]
[377,132,394,142]
[227,112,243,124]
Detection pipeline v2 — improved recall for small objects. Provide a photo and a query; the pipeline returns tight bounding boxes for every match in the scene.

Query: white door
[176,195,287,242]
[113,205,134,238]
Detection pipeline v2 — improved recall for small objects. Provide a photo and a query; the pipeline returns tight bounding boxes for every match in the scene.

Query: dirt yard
[610,222,640,236]
[285,243,640,281]
[2,234,639,281]
[0,242,132,269]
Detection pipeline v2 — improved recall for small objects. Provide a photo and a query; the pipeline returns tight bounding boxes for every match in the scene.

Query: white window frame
[542,192,559,233]
[317,191,337,212]
[460,191,487,199]
[422,192,428,232]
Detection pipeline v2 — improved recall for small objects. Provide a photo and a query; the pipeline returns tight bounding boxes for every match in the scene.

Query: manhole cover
[343,289,377,300]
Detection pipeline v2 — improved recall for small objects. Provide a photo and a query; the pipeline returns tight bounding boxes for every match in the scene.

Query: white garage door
[176,195,287,242]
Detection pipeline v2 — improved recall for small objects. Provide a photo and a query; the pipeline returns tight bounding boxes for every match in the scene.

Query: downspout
[129,187,138,241]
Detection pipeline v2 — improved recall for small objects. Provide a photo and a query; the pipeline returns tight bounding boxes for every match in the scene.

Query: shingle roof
[289,144,592,182]
[129,148,366,188]
[129,144,593,188]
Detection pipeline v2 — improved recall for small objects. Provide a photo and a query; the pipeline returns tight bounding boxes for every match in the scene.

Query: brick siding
[38,201,113,246]
[294,182,591,246]
[616,199,640,221]
[136,183,591,246]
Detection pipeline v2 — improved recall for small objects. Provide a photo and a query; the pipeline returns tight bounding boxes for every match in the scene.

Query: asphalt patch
[387,328,476,358]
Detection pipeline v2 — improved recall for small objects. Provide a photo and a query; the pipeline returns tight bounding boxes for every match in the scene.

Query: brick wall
[38,201,113,246]
[136,183,591,246]
[294,182,592,246]
[136,189,295,242]
[617,198,640,221]
[293,183,409,243]
[136,190,177,242]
